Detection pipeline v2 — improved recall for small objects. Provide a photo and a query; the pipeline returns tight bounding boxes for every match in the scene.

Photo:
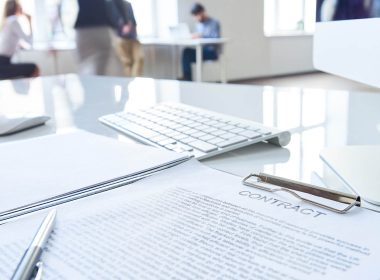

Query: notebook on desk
[0,130,190,222]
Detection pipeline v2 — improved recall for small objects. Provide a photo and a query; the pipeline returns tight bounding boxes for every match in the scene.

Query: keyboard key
[237,123,249,129]
[189,122,205,129]
[184,129,198,135]
[230,127,245,134]
[158,138,176,146]
[150,135,168,142]
[220,133,236,140]
[165,144,177,150]
[239,131,262,139]
[169,123,184,130]
[199,118,212,124]
[122,116,139,123]
[176,126,192,133]
[217,136,247,148]
[212,122,226,129]
[192,131,207,138]
[189,140,218,153]
[177,143,194,152]
[161,120,175,127]
[210,116,223,121]
[172,133,188,141]
[211,130,226,137]
[218,118,230,124]
[227,120,241,126]
[208,120,219,126]
[202,127,218,134]
[186,122,201,128]
[149,116,163,123]
[187,115,203,122]
[139,121,155,129]
[181,137,198,144]
[161,128,176,135]
[165,131,182,138]
[150,124,167,132]
[246,126,260,132]
[165,115,177,121]
[122,123,160,139]
[207,137,225,145]
[222,125,236,131]
[199,134,215,142]
[172,147,187,153]
[181,120,195,126]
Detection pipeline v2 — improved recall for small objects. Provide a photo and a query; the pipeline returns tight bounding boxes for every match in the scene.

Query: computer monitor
[313,0,380,88]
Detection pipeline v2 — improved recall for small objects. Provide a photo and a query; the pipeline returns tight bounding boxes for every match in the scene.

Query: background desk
[15,42,77,76]
[1,75,380,192]
[141,38,229,82]
[33,42,77,75]
[17,39,228,81]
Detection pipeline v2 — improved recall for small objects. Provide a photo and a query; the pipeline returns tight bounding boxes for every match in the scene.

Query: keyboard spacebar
[189,140,218,153]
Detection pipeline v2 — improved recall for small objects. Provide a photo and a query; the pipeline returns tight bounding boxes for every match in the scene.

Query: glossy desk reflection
[1,74,380,192]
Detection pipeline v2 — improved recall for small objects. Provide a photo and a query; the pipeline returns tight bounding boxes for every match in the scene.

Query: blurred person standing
[75,0,120,75]
[0,0,39,79]
[182,3,220,81]
[111,0,144,77]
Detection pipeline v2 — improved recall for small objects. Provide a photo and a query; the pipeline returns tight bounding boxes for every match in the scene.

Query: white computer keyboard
[99,103,291,160]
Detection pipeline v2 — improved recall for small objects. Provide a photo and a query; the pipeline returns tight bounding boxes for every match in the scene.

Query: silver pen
[243,173,361,214]
[11,209,57,280]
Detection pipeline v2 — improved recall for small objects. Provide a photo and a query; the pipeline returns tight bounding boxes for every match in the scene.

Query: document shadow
[202,142,290,177]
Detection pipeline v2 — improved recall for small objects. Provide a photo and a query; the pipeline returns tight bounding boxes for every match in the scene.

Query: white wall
[18,0,315,81]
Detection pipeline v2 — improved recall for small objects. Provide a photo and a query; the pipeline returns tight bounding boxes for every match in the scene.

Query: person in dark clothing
[75,0,111,28]
[318,0,374,22]
[182,3,221,81]
[74,0,121,75]
[332,0,371,20]
[0,0,39,80]
[111,0,144,77]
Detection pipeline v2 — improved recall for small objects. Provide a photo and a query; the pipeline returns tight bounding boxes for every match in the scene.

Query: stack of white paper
[0,130,189,221]
[0,160,380,279]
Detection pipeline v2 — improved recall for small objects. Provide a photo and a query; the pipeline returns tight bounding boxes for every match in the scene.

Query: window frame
[264,0,316,38]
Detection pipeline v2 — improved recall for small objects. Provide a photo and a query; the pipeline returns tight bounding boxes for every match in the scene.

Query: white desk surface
[1,74,379,192]
[140,37,229,46]
[28,38,228,51]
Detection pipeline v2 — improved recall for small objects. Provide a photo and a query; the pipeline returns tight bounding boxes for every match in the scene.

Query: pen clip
[242,173,361,214]
[33,261,43,280]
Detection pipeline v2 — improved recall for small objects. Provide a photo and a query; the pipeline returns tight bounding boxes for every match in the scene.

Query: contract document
[0,160,379,280]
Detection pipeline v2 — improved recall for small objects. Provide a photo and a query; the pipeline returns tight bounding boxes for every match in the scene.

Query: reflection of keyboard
[99,103,291,160]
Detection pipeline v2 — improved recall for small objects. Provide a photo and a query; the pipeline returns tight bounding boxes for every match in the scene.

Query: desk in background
[1,75,380,192]
[141,37,229,82]
[17,38,229,81]
[32,41,76,74]
[15,41,77,76]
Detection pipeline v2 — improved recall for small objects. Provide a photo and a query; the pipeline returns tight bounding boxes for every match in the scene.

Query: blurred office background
[1,0,376,91]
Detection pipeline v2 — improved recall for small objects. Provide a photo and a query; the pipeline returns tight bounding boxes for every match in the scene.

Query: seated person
[182,3,220,81]
[0,0,39,80]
